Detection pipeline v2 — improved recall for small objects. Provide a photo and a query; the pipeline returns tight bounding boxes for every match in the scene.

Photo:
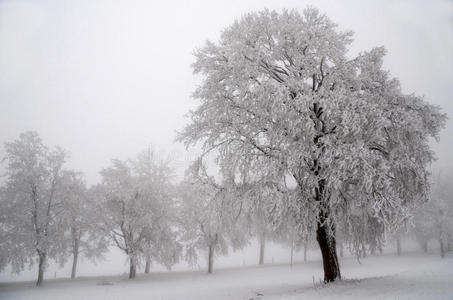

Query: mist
[0,1,452,299]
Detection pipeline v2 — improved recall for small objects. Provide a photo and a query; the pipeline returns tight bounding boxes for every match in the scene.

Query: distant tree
[131,150,181,274]
[177,162,246,274]
[340,214,385,258]
[179,8,446,282]
[390,227,408,256]
[0,132,67,286]
[237,177,282,265]
[271,213,316,266]
[413,212,433,253]
[59,171,108,279]
[247,190,276,265]
[95,149,179,279]
[414,172,453,258]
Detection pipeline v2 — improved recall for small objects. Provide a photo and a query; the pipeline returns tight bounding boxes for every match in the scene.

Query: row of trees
[0,132,290,285]
[0,7,448,286]
[1,131,451,287]
[0,132,107,286]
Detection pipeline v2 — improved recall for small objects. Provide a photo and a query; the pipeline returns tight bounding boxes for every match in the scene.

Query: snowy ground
[1,252,452,300]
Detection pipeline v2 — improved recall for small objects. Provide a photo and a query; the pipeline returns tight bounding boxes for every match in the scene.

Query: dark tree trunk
[145,257,151,274]
[36,252,46,287]
[396,238,402,256]
[314,177,341,282]
[71,245,79,279]
[259,233,265,265]
[129,257,137,279]
[316,221,341,283]
[311,101,341,283]
[208,244,214,274]
[71,229,80,279]
[440,238,445,258]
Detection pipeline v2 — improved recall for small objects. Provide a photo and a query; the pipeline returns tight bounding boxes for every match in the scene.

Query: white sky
[0,0,452,184]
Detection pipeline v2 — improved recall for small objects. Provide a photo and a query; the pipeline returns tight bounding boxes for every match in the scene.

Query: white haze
[0,0,452,282]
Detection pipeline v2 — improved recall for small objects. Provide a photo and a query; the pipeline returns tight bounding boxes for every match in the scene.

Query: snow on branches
[179,7,446,282]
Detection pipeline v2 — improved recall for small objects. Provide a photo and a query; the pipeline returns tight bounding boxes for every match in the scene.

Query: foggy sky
[1,0,452,184]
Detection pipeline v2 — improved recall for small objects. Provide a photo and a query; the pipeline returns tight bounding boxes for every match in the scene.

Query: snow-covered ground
[1,252,452,300]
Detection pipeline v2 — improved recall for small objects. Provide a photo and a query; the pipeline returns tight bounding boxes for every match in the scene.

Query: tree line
[0,131,451,287]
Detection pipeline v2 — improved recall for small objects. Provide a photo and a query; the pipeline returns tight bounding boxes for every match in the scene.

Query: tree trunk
[422,240,428,253]
[71,247,79,279]
[361,244,367,258]
[396,238,402,256]
[259,232,265,265]
[310,101,341,282]
[145,257,151,274]
[447,233,452,252]
[36,252,46,287]
[290,229,295,269]
[129,257,137,279]
[313,176,340,282]
[339,240,344,258]
[290,241,294,269]
[316,221,341,283]
[440,238,445,258]
[208,244,214,274]
[71,232,80,279]
[304,241,308,263]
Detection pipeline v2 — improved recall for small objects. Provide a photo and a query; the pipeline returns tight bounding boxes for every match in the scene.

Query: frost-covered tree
[179,8,446,282]
[246,189,277,265]
[414,172,453,258]
[413,208,433,253]
[177,163,246,274]
[60,170,108,279]
[233,176,282,265]
[0,132,67,286]
[95,149,179,279]
[340,213,385,258]
[131,150,181,274]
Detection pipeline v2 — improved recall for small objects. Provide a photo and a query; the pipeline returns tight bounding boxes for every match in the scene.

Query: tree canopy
[180,8,446,282]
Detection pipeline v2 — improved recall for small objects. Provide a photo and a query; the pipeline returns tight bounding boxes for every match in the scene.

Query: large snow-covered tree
[0,132,68,286]
[95,149,179,279]
[179,8,446,282]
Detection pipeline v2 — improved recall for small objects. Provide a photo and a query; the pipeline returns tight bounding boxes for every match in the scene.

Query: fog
[1,0,452,184]
[0,1,453,299]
